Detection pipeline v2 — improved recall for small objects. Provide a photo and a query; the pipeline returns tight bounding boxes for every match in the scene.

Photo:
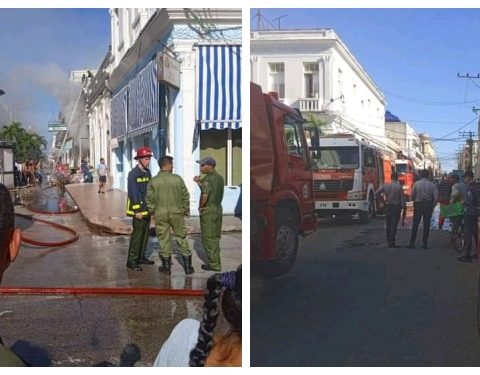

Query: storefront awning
[128,60,159,136]
[110,86,128,139]
[196,45,242,130]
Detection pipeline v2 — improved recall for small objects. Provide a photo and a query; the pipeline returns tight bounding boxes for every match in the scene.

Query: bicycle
[440,203,465,252]
[449,215,464,252]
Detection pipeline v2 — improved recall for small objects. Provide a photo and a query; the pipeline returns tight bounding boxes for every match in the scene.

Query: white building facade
[419,133,440,176]
[108,8,242,215]
[385,115,425,170]
[86,50,112,179]
[251,29,394,153]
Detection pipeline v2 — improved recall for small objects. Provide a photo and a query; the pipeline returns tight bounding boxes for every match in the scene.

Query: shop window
[200,128,242,186]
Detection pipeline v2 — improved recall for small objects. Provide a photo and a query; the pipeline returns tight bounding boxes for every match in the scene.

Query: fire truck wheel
[360,193,375,223]
[270,207,299,276]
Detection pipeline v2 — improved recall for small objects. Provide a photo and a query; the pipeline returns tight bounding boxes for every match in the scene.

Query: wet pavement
[0,295,203,366]
[1,184,242,366]
[7,185,242,289]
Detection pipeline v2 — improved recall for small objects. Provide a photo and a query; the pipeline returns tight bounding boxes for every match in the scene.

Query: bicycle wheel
[451,231,464,252]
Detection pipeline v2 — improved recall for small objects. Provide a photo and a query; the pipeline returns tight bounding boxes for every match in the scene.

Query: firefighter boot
[158,256,171,275]
[182,255,195,275]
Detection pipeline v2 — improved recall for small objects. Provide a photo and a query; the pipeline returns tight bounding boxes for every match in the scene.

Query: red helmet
[134,146,153,160]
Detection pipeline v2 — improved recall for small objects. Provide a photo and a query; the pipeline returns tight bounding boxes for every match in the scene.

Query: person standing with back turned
[406,169,438,249]
[126,147,155,271]
[375,172,406,248]
[194,157,224,272]
[146,156,194,275]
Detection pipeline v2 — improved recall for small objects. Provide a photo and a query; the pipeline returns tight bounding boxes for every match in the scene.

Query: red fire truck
[394,158,415,200]
[251,82,317,277]
[310,134,391,222]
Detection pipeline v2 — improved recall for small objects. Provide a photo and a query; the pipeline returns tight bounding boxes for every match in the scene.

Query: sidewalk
[65,183,242,235]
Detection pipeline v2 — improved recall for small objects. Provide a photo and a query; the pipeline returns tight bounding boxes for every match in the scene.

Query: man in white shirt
[96,158,108,194]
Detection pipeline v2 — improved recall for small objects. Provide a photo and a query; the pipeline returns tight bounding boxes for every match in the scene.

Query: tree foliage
[304,113,327,135]
[0,121,47,162]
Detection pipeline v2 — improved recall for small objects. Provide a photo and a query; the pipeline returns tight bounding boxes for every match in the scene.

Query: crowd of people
[375,169,480,263]
[13,159,42,187]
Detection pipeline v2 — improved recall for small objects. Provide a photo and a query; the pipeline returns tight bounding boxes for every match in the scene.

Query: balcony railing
[299,98,321,112]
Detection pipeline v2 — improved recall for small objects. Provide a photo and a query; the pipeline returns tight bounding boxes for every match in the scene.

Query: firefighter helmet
[134,146,153,160]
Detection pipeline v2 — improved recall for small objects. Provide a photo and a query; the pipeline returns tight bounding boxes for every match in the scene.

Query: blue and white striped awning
[110,86,128,139]
[127,60,159,137]
[196,45,242,130]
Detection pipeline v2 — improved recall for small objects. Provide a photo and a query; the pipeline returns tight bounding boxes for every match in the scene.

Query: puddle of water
[13,186,77,213]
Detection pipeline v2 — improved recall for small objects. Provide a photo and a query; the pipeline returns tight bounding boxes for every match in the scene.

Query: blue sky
[251,8,480,172]
[0,8,110,146]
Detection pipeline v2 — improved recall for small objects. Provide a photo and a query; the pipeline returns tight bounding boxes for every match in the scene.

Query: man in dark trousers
[406,169,439,249]
[126,146,155,271]
[437,174,453,230]
[194,157,224,271]
[375,172,406,248]
[0,183,25,365]
[458,170,479,263]
[146,156,193,275]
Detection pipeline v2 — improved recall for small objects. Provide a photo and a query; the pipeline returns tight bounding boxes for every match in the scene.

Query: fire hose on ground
[15,212,80,247]
[14,185,80,246]
[0,287,203,297]
[11,186,204,297]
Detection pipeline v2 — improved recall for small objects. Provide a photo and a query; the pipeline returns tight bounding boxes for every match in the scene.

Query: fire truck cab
[311,134,387,222]
[251,82,317,277]
[394,158,415,200]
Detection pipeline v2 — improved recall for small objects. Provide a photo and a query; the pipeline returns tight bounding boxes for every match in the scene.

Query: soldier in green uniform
[194,157,224,271]
[146,156,193,275]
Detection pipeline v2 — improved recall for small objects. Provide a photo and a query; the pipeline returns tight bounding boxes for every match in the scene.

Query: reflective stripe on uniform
[126,198,149,217]
[136,177,150,183]
[126,209,149,216]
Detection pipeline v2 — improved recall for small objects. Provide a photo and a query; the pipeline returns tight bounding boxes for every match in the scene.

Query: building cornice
[109,8,241,92]
[251,29,386,105]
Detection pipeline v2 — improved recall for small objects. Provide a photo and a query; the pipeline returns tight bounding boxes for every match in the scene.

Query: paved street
[1,185,241,366]
[251,211,480,366]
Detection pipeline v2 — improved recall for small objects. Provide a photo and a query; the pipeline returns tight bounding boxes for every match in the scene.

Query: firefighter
[126,146,155,271]
[194,157,224,271]
[146,156,193,275]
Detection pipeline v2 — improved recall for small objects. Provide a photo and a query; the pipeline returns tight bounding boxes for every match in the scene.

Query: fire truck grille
[314,180,354,192]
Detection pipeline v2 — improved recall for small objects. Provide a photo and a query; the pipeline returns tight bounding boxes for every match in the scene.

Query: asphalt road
[251,215,480,366]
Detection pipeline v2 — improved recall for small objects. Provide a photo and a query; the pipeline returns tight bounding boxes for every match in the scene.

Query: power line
[383,89,480,106]
[437,116,478,140]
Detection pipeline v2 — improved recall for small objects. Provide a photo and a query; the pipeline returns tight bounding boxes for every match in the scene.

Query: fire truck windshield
[316,146,359,169]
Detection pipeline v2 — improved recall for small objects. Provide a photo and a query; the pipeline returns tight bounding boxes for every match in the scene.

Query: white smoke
[0,63,87,145]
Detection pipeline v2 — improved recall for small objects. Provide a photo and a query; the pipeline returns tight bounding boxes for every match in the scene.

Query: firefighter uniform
[146,170,192,272]
[199,170,224,271]
[126,164,152,268]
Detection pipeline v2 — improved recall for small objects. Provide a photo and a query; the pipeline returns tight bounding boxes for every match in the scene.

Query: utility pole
[272,15,287,30]
[459,130,476,171]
